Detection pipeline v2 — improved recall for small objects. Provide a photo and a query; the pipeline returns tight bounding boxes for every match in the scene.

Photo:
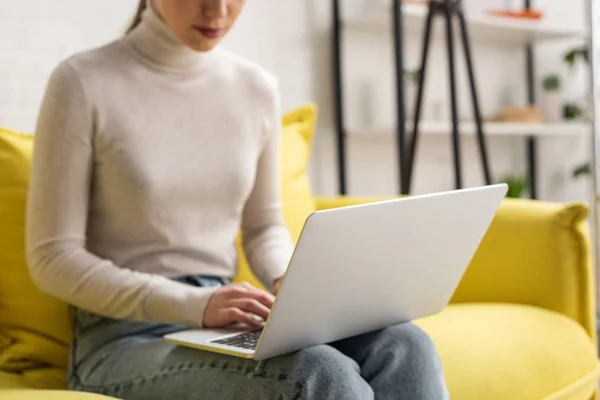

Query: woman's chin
[184,36,221,52]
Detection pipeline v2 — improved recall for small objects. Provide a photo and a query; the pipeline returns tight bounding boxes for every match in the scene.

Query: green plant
[564,46,589,69]
[573,162,592,178]
[404,69,421,84]
[499,175,529,198]
[542,75,561,92]
[561,45,589,122]
[563,103,584,120]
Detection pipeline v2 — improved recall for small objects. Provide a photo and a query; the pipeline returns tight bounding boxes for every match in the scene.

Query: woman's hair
[126,0,147,34]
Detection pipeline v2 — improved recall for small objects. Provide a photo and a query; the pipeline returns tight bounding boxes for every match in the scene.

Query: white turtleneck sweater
[25,5,294,328]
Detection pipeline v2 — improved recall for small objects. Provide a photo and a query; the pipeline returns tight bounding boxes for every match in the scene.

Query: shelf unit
[349,122,591,139]
[331,0,590,197]
[346,4,586,43]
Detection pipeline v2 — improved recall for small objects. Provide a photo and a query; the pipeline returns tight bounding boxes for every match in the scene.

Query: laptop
[164,184,508,360]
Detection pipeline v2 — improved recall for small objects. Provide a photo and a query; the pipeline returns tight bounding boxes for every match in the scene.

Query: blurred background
[0,0,595,203]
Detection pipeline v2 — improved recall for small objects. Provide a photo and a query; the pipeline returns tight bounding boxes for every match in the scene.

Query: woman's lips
[194,27,224,39]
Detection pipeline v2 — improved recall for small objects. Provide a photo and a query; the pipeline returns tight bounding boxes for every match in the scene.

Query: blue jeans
[68,276,449,399]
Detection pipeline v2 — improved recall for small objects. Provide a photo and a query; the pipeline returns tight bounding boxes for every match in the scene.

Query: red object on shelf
[488,9,544,20]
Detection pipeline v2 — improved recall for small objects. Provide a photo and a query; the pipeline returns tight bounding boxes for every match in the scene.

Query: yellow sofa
[1,104,599,399]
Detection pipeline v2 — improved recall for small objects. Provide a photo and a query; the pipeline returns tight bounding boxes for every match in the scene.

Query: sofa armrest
[458,198,595,339]
[315,196,596,341]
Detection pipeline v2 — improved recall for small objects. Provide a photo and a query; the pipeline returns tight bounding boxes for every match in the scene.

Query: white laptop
[164,184,508,360]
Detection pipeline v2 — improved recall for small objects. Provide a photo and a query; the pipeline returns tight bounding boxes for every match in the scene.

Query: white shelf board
[348,121,591,139]
[346,4,585,44]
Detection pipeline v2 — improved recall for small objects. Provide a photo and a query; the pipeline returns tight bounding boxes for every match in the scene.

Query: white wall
[0,0,322,131]
[0,0,594,205]
[0,1,139,132]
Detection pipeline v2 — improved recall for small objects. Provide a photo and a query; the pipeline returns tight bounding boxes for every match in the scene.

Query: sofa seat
[3,303,595,400]
[0,371,112,399]
[2,390,113,400]
[416,303,600,400]
[0,372,33,390]
[0,369,70,391]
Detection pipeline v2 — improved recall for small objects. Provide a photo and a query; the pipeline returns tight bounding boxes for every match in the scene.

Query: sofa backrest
[0,128,72,378]
[0,104,318,386]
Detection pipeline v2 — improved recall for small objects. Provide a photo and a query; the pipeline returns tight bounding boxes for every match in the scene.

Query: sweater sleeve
[26,62,217,327]
[241,77,294,288]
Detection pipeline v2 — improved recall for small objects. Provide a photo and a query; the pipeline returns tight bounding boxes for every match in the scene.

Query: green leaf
[498,174,529,198]
[403,69,421,83]
[563,103,583,120]
[564,46,590,69]
[542,75,561,91]
[573,163,592,178]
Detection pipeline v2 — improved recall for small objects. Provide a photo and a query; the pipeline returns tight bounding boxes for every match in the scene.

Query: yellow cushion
[0,106,318,388]
[0,372,30,390]
[1,389,114,399]
[235,105,317,288]
[417,303,600,400]
[0,368,69,391]
[0,128,71,380]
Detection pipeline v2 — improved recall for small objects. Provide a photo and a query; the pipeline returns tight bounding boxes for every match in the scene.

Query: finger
[222,282,257,298]
[226,285,275,308]
[271,281,281,295]
[224,308,262,328]
[238,281,255,290]
[236,281,270,295]
[230,298,271,321]
[218,284,250,300]
[240,289,275,309]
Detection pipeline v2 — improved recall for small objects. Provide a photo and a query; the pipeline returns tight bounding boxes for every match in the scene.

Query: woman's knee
[387,323,436,346]
[285,345,372,399]
[293,344,359,374]
[383,323,443,371]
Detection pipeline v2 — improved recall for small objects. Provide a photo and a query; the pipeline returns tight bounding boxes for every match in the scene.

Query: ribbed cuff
[143,276,220,327]
[252,251,290,289]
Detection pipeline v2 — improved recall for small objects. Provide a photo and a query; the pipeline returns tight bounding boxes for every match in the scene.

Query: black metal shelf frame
[331,0,539,199]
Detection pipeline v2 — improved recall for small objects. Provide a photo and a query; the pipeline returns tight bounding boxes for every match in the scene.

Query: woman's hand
[271,277,283,295]
[203,282,275,329]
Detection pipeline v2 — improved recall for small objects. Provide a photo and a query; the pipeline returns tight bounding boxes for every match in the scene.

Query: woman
[26,0,448,398]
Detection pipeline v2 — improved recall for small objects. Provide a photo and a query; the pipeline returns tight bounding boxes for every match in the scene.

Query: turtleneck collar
[123,1,218,71]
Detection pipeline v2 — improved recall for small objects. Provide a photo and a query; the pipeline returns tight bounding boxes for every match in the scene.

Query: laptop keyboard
[212,329,262,350]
